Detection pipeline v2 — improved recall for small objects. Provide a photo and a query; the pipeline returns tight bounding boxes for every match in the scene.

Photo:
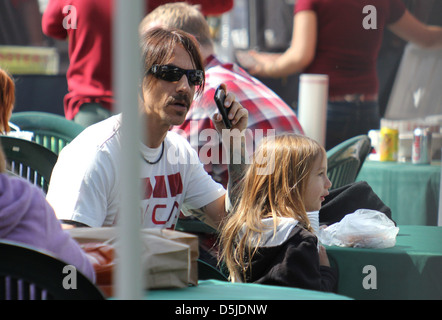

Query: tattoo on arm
[187,205,218,230]
[186,134,247,228]
[226,135,247,212]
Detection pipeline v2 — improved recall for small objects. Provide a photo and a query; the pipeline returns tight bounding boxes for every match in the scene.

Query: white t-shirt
[46,114,226,229]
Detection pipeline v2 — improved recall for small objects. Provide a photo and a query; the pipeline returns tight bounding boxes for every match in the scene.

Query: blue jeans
[326,101,380,150]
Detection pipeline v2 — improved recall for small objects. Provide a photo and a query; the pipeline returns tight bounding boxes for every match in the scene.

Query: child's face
[304,154,332,212]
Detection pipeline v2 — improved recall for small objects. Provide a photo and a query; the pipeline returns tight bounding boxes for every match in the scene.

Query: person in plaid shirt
[140,3,303,266]
[140,2,304,189]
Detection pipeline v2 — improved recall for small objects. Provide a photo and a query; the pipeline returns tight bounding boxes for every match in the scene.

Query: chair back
[0,240,105,300]
[0,136,58,193]
[197,259,228,281]
[9,111,85,154]
[176,218,217,234]
[326,135,371,190]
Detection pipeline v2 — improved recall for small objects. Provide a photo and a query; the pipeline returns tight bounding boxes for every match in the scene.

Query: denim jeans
[325,101,380,150]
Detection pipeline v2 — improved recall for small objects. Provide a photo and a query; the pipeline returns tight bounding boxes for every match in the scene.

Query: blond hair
[219,133,326,281]
[140,2,213,48]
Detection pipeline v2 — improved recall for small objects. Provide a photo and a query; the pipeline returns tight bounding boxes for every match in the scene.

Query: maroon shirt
[42,0,115,119]
[295,0,406,96]
[42,0,233,120]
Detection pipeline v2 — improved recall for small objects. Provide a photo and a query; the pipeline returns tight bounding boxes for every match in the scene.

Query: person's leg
[326,102,354,150]
[326,101,380,150]
[73,103,112,127]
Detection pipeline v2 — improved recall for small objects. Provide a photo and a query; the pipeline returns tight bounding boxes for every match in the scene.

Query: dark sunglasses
[148,64,203,86]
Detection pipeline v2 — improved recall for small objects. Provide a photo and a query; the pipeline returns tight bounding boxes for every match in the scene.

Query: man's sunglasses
[148,64,203,86]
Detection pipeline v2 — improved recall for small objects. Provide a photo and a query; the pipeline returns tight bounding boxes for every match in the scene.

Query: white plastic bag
[318,209,399,248]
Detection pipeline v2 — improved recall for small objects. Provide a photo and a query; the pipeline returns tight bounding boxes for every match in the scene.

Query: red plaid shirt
[171,55,304,187]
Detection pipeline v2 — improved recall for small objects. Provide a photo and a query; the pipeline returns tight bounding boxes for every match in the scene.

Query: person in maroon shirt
[42,0,233,126]
[238,0,442,149]
[42,0,115,126]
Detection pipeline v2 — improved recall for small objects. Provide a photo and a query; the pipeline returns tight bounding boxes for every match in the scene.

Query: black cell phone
[214,86,232,129]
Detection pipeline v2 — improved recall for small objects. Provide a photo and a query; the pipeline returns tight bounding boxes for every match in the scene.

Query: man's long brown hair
[139,27,205,96]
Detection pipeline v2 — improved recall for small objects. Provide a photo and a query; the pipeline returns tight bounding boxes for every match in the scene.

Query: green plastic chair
[326,135,371,190]
[0,136,58,193]
[175,218,217,234]
[9,111,85,155]
[197,259,228,281]
[0,240,105,300]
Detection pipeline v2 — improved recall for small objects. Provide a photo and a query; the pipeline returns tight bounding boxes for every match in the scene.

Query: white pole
[438,158,442,226]
[298,74,329,147]
[113,0,145,299]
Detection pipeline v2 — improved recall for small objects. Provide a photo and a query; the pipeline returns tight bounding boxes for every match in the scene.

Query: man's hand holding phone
[212,84,248,134]
[212,84,249,207]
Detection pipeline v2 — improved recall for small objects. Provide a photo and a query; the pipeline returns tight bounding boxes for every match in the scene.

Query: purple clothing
[0,174,95,282]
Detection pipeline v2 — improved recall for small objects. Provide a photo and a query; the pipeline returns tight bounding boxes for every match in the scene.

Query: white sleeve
[46,146,117,227]
[180,145,226,215]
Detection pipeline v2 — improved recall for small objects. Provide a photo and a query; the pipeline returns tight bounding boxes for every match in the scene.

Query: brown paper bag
[68,227,199,296]
[141,228,199,286]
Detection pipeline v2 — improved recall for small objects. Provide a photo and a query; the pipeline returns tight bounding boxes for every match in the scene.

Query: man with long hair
[47,28,248,232]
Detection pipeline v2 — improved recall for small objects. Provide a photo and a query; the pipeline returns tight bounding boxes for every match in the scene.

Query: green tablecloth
[326,225,442,299]
[144,280,351,300]
[356,160,441,225]
[113,226,440,300]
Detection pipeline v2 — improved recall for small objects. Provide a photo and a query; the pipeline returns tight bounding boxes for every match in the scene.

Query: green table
[326,225,442,299]
[356,160,441,225]
[144,279,351,300]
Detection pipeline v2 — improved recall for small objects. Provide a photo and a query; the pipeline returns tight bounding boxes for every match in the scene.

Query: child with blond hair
[220,133,337,292]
